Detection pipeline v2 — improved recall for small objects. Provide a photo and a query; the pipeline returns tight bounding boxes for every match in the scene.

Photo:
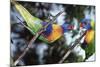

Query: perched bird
[12,1,74,43]
[80,18,95,44]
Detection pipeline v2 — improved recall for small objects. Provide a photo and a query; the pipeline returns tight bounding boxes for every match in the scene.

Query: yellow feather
[85,30,95,44]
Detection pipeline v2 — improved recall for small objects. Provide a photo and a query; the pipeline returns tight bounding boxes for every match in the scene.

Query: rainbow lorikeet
[12,1,74,43]
[80,18,95,44]
[80,18,95,59]
[80,18,95,56]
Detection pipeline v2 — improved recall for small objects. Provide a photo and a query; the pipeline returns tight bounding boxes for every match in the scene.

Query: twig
[13,8,64,65]
[58,31,86,63]
[14,33,39,65]
[58,49,72,63]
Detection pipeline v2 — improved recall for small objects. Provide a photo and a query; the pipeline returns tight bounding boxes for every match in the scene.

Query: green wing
[12,1,49,43]
[13,1,42,34]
